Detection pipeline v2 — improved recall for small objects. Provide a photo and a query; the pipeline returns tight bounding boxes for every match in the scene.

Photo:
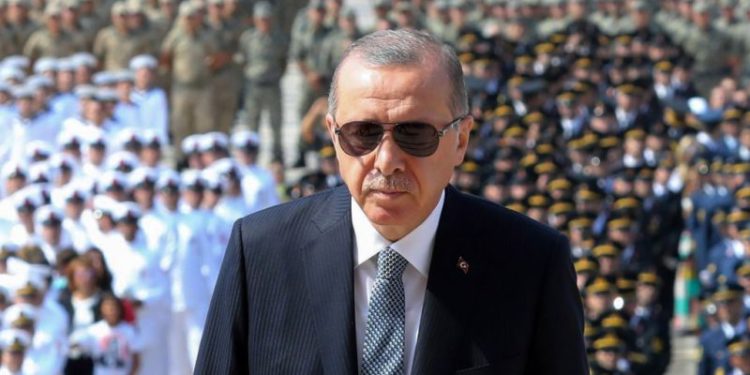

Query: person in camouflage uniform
[160,1,220,159]
[93,2,148,71]
[23,4,77,60]
[205,0,243,134]
[289,0,330,166]
[679,1,732,95]
[60,0,97,51]
[6,0,38,53]
[0,0,20,57]
[237,1,287,161]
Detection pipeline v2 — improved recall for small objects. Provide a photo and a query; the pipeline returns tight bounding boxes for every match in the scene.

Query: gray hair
[327,29,468,117]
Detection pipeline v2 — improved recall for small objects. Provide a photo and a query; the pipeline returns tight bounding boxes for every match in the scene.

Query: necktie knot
[377,247,408,280]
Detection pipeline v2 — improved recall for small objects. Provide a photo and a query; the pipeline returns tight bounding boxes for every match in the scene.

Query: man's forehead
[335,62,452,120]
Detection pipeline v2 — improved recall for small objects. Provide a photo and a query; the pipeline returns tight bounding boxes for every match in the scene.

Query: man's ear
[454,116,473,166]
[325,113,336,141]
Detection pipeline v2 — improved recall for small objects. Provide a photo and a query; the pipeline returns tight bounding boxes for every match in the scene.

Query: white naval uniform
[131,87,169,145]
[8,113,59,165]
[163,205,214,375]
[105,232,170,375]
[239,164,279,213]
[70,320,141,375]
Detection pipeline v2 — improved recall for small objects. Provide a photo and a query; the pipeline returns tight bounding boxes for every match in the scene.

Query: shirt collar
[352,190,445,278]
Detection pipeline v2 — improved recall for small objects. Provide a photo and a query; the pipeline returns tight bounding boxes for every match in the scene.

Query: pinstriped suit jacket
[195,185,588,374]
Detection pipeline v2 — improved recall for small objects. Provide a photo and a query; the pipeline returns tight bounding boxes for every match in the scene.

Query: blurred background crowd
[3,0,750,374]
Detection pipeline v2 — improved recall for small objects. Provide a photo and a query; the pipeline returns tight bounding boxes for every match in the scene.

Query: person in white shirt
[7,189,43,248]
[6,86,59,166]
[0,329,34,375]
[138,131,169,173]
[0,162,27,200]
[112,70,142,131]
[80,195,119,251]
[208,159,250,223]
[48,58,79,122]
[230,130,279,212]
[53,183,92,253]
[61,89,123,141]
[163,171,214,375]
[32,205,74,265]
[80,133,109,183]
[106,202,169,375]
[129,55,169,145]
[70,293,141,375]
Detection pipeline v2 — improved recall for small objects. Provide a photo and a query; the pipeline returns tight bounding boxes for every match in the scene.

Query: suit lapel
[412,187,489,374]
[303,187,357,375]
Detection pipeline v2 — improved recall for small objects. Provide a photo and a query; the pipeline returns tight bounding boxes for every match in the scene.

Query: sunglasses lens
[393,122,439,157]
[338,122,384,156]
[337,121,441,157]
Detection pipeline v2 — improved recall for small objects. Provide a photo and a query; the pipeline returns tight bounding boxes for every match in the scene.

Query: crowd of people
[3,0,750,374]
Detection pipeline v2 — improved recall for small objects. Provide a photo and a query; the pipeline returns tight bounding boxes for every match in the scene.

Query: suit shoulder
[235,187,341,234]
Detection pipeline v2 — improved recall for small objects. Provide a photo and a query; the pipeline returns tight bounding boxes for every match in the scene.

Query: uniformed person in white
[107,202,170,375]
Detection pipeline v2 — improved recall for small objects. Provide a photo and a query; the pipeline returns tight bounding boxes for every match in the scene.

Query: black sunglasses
[333,115,467,157]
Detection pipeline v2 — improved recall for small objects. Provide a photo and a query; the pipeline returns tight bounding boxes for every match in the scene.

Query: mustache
[363,173,413,193]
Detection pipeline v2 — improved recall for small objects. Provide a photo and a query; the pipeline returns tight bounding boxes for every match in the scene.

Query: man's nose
[373,134,406,176]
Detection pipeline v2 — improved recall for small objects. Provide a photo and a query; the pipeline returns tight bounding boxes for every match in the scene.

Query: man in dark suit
[195,29,587,374]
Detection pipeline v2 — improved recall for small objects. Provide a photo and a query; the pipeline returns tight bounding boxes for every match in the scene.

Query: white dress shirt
[352,191,445,375]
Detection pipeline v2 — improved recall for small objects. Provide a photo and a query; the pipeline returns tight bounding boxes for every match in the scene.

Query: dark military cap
[504,201,527,214]
[533,161,558,175]
[549,201,575,216]
[569,216,593,231]
[728,336,750,356]
[526,194,550,209]
[736,261,750,278]
[592,333,625,352]
[601,311,629,330]
[319,146,335,159]
[737,186,750,202]
[607,217,633,232]
[724,107,743,123]
[574,256,598,274]
[459,160,480,174]
[593,243,621,258]
[616,277,637,296]
[637,271,661,286]
[713,281,744,302]
[547,178,572,192]
[727,210,750,225]
[612,196,641,211]
[585,276,614,295]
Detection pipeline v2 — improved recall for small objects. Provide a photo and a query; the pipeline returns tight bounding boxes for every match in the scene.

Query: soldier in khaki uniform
[424,0,451,43]
[536,0,568,39]
[715,0,739,34]
[125,0,162,57]
[732,1,750,83]
[205,0,243,134]
[77,0,104,33]
[60,0,96,51]
[161,2,219,158]
[6,0,38,52]
[0,0,21,58]
[680,1,732,95]
[23,4,77,61]
[237,1,287,160]
[323,0,342,30]
[93,2,148,71]
[290,0,330,121]
[320,7,359,76]
[149,0,177,45]
[289,0,331,166]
